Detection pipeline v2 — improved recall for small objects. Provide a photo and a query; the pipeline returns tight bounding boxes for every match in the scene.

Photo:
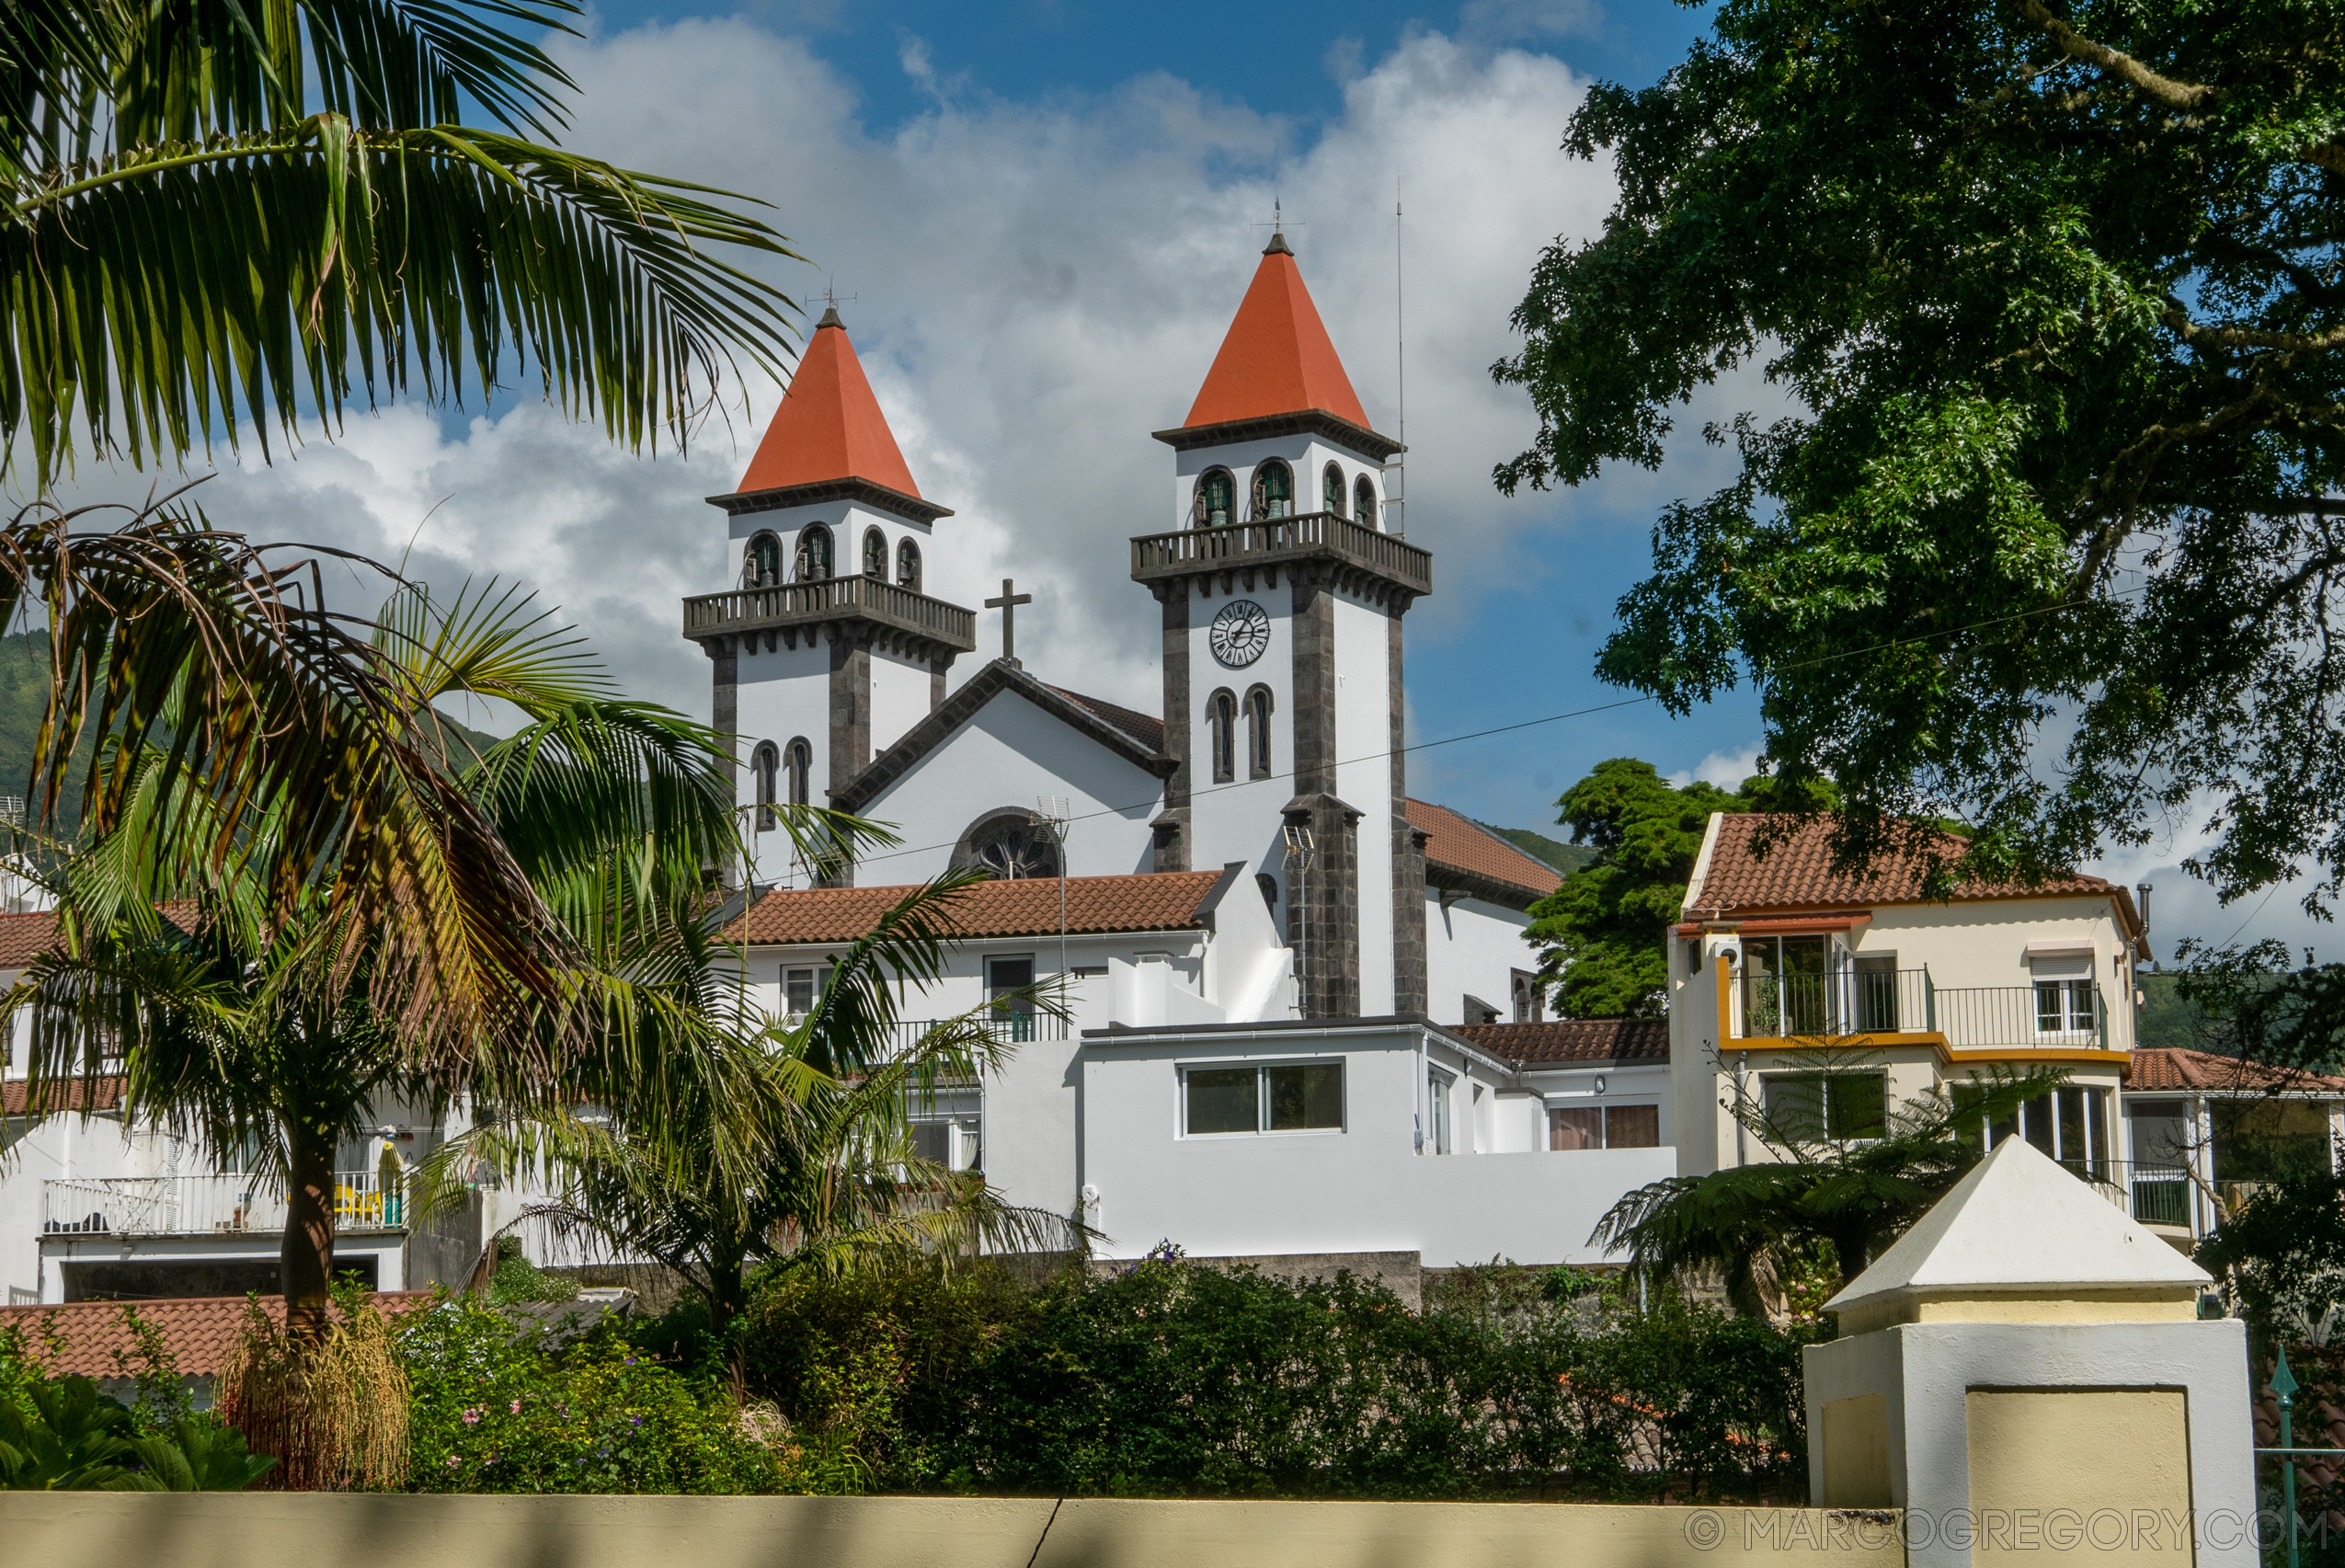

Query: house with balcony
[0,905,501,1306]
[2119,1046,2345,1246]
[1668,814,2150,1180]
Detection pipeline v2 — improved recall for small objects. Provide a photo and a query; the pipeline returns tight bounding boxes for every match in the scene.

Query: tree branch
[2010,0,2214,110]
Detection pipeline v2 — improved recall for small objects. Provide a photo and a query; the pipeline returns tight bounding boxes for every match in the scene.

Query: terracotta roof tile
[727,870,1224,944]
[2126,1047,2345,1094]
[2,1075,125,1116]
[0,1292,435,1379]
[1184,244,1372,430]
[1690,815,2131,926]
[735,315,922,498]
[1048,687,1166,753]
[0,910,56,967]
[1451,1018,1668,1065]
[1405,800,1565,898]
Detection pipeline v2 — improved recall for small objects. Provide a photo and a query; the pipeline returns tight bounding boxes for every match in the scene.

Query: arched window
[795,523,834,581]
[750,740,780,831]
[953,808,1063,879]
[1256,872,1279,917]
[1244,685,1274,779]
[1208,689,1238,783]
[746,532,783,588]
[1355,475,1378,529]
[1250,461,1294,521]
[1193,468,1235,529]
[864,526,887,579]
[1322,463,1346,518]
[784,738,812,807]
[897,538,922,592]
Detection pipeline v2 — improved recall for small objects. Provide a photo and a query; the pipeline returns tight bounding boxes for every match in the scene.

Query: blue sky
[51,0,2314,956]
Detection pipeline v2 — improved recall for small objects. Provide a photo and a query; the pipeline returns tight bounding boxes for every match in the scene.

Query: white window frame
[1427,1065,1455,1155]
[1179,1059,1347,1139]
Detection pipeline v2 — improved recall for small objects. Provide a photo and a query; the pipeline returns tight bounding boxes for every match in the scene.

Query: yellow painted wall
[1821,1392,1892,1507]
[0,1494,1906,1568]
[1966,1388,2194,1567]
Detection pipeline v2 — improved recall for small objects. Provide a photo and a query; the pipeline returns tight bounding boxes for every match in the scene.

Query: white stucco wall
[850,689,1161,886]
[1424,893,1539,1027]
[1077,1022,1673,1265]
[1332,590,1395,1013]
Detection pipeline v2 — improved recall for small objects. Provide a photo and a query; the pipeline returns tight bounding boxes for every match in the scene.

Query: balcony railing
[1734,969,2110,1051]
[1130,510,1433,596]
[876,1013,1070,1058]
[41,1172,406,1238]
[683,575,977,651]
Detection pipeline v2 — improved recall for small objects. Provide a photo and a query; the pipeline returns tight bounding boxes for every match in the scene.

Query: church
[686,231,1675,1272]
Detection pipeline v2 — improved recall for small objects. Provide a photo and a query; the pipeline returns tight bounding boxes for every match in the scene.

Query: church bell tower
[689,308,977,885]
[1134,230,1432,1018]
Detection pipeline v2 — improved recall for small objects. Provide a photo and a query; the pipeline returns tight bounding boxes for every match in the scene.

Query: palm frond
[6,122,798,483]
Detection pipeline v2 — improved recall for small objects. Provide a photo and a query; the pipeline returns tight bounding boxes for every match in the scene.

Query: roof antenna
[1389,181,1408,537]
[818,277,857,329]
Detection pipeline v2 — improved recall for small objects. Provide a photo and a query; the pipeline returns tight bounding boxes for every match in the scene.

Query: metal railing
[2070,1159,2192,1228]
[41,1171,406,1238]
[1130,510,1433,595]
[877,1013,1070,1058]
[683,575,977,650]
[1733,969,2110,1050]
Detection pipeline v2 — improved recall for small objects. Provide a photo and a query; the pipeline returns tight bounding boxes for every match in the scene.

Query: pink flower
[509,1400,522,1414]
[462,1408,482,1425]
[445,1455,459,1468]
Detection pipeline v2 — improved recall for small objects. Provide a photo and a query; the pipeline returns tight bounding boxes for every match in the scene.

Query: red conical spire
[737,309,923,498]
[1183,235,1370,430]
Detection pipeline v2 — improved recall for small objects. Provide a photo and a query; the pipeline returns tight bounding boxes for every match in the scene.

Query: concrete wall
[0,1494,1902,1568]
[1078,1022,1673,1265]
[1424,892,1539,1029]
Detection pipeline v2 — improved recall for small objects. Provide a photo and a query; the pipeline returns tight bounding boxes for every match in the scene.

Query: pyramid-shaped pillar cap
[1825,1137,2210,1325]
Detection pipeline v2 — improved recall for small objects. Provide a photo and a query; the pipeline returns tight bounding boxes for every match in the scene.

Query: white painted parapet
[1805,1137,2255,1567]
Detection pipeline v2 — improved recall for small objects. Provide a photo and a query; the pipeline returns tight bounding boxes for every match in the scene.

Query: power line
[850,585,2149,872]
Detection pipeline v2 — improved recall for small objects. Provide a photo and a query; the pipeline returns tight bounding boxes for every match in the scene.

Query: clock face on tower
[1208,600,1272,668]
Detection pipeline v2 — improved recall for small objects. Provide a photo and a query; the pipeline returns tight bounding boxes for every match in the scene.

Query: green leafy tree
[1526,759,1829,1016]
[1496,0,2345,906]
[1594,1060,2066,1315]
[3,0,795,484]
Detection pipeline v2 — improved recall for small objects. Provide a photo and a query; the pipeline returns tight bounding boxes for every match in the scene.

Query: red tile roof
[2126,1047,2345,1094]
[727,870,1224,944]
[1688,815,2139,933]
[1184,242,1372,430]
[1452,1018,1667,1065]
[1405,799,1565,898]
[0,910,56,967]
[0,1292,436,1379]
[2,1075,125,1116]
[735,314,923,498]
[1049,687,1166,753]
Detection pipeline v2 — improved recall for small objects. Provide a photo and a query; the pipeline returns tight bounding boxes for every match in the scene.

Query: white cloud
[40,20,1619,734]
[1667,741,1765,792]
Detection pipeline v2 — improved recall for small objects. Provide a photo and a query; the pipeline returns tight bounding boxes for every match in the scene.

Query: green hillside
[1475,820,1596,878]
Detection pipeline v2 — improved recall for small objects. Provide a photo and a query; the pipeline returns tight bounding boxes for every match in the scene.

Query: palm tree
[1593,1058,2070,1315]
[10,583,738,1341]
[3,0,796,485]
[464,869,1088,1342]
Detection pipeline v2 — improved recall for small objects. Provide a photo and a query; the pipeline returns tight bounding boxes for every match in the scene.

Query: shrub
[0,1315,275,1492]
[735,1250,1819,1502]
[399,1293,784,1494]
[217,1283,408,1491]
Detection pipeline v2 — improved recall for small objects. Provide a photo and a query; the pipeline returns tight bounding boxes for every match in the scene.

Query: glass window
[750,741,780,831]
[1194,468,1235,528]
[1245,688,1272,778]
[1550,1106,1602,1150]
[2035,979,2096,1034]
[1266,1063,1343,1130]
[1322,463,1346,517]
[897,538,921,592]
[1355,475,1378,528]
[1428,1068,1454,1154]
[1741,934,1831,1036]
[1251,460,1294,521]
[1209,691,1237,783]
[784,967,818,1015]
[1186,1068,1259,1135]
[784,738,811,807]
[1608,1104,1661,1148]
[1765,1072,1886,1140]
[988,956,1036,1042]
